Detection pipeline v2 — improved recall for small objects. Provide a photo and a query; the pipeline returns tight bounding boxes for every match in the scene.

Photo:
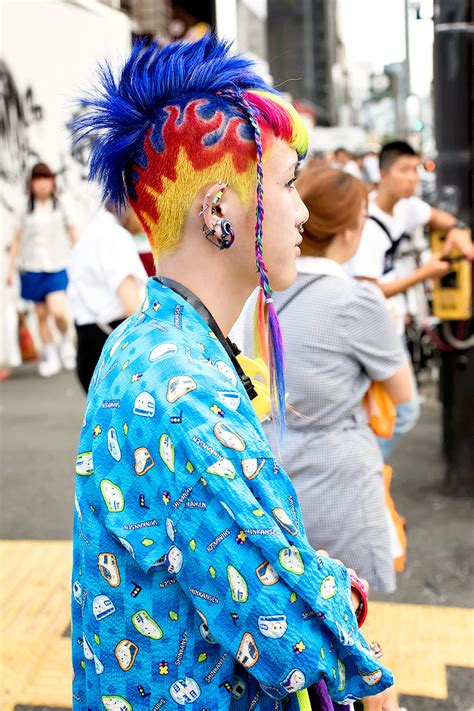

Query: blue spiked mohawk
[72,35,309,435]
[71,34,273,209]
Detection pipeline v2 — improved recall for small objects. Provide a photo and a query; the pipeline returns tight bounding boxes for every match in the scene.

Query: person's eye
[285,176,297,190]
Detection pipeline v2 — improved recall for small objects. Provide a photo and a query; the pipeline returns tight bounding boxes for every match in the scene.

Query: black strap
[368,215,411,276]
[368,215,395,244]
[157,277,258,401]
[276,275,323,316]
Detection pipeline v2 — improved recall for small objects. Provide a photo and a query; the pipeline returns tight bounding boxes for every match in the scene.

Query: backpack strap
[368,215,410,275]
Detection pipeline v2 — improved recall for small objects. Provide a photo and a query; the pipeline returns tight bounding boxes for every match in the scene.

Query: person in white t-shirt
[6,163,78,377]
[68,208,147,392]
[332,147,363,179]
[345,140,473,459]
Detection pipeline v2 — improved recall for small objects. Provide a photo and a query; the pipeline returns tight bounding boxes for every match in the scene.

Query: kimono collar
[156,277,258,401]
[295,256,349,280]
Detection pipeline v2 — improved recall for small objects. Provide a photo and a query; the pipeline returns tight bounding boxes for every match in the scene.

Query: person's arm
[6,228,22,286]
[380,360,412,405]
[116,274,143,316]
[100,227,147,315]
[89,362,394,704]
[429,207,473,259]
[346,281,411,397]
[356,251,450,298]
[67,226,79,246]
[170,467,394,704]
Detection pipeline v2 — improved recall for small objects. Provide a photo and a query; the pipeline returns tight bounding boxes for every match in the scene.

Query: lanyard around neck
[156,277,257,401]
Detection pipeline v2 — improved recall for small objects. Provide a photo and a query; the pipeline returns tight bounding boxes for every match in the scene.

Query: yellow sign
[431,229,472,321]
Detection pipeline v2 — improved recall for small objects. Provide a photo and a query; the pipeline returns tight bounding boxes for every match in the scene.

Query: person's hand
[362,686,399,710]
[5,269,14,287]
[316,550,369,611]
[420,252,450,281]
[442,228,474,260]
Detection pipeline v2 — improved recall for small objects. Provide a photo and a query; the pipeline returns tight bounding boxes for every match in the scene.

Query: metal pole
[404,0,412,97]
[302,0,315,101]
[434,0,474,495]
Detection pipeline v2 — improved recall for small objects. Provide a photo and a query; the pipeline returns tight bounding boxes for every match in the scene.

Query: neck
[302,236,349,264]
[324,243,350,264]
[158,255,254,337]
[374,185,398,215]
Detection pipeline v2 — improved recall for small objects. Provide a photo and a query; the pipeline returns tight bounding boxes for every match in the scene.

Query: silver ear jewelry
[298,224,305,233]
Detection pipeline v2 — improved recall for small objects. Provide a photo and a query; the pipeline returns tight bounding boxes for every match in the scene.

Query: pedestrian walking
[332,147,362,179]
[122,208,156,276]
[67,207,148,392]
[70,36,398,711]
[6,162,78,377]
[344,140,473,460]
[241,168,412,592]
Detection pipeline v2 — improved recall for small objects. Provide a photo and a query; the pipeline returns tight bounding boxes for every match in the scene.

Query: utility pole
[433,0,474,495]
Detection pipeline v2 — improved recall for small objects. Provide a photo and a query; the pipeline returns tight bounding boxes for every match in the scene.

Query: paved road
[1,365,473,709]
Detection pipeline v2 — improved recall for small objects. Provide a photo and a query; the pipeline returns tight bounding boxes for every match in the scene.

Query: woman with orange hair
[245,168,413,593]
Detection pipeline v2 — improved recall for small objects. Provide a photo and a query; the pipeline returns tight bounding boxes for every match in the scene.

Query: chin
[270,263,298,293]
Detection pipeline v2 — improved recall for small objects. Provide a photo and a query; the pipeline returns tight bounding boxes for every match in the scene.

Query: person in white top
[6,163,78,378]
[345,140,473,459]
[68,207,147,392]
[332,147,363,180]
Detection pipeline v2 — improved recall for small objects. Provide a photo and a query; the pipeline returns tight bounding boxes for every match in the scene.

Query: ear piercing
[203,219,235,250]
[199,180,227,216]
[200,180,235,250]
[298,224,305,234]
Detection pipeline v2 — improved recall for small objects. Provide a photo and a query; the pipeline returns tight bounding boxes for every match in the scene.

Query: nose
[294,188,309,226]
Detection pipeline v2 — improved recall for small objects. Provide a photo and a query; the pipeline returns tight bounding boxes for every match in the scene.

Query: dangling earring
[200,181,235,250]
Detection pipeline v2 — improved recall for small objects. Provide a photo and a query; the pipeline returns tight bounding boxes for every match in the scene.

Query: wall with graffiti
[1,0,131,366]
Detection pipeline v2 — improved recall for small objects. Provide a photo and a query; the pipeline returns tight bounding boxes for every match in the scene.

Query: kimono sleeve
[167,456,394,704]
[89,345,394,704]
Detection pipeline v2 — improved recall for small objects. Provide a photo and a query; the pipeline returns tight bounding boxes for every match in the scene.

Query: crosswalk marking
[1,541,473,709]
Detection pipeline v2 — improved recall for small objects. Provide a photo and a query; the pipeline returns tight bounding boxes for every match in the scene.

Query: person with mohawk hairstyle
[70,36,398,710]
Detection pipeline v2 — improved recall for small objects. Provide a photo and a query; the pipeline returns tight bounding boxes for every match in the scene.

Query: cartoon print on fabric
[101,696,133,711]
[70,35,394,708]
[71,279,395,710]
[159,434,175,472]
[320,575,338,600]
[133,446,154,475]
[131,610,163,640]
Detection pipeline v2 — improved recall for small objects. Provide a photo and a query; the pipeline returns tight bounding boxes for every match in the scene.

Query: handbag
[18,311,37,361]
[383,464,407,572]
[363,381,396,438]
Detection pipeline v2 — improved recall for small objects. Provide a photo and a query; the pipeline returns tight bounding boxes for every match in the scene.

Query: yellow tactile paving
[0,541,72,711]
[1,540,473,708]
[364,600,474,699]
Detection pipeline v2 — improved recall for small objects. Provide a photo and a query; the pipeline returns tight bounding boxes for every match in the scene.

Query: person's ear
[200,182,235,250]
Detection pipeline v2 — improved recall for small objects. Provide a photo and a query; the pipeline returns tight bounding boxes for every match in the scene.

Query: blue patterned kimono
[71,277,393,710]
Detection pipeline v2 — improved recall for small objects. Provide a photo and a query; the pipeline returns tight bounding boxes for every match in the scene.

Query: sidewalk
[0,366,473,709]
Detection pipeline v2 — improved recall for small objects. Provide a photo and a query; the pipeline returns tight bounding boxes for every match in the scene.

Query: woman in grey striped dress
[244,169,413,592]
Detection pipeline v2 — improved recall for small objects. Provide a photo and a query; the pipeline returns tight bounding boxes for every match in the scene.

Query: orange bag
[18,312,38,362]
[383,464,407,572]
[363,381,396,438]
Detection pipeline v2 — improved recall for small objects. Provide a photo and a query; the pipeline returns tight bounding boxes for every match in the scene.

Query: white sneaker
[59,337,76,371]
[38,345,61,378]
